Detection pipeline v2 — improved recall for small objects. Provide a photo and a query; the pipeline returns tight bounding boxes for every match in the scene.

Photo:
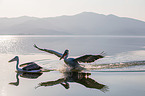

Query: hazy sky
[0,0,145,21]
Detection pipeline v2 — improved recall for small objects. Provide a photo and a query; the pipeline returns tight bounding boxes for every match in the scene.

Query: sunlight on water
[0,35,17,42]
[0,35,145,96]
[0,36,20,54]
[0,35,145,72]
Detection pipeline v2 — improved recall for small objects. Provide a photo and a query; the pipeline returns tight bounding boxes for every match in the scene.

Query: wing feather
[20,62,35,67]
[22,63,42,71]
[75,55,104,63]
[34,44,62,58]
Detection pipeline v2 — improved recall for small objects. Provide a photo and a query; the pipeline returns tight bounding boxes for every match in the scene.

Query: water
[0,35,145,96]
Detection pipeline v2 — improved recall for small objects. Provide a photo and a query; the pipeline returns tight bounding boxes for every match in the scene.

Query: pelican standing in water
[9,56,42,73]
[34,44,105,69]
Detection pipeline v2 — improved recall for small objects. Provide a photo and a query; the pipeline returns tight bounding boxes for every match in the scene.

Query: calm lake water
[0,35,145,96]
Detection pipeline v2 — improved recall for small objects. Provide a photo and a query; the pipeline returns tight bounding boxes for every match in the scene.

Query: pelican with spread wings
[34,44,105,69]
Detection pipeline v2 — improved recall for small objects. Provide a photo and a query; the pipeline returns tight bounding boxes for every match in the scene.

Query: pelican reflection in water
[34,44,105,69]
[36,71,108,92]
[9,56,43,73]
[9,72,43,86]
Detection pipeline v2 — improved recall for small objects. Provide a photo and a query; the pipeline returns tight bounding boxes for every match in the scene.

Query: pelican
[9,72,43,86]
[36,71,108,92]
[34,44,105,69]
[9,56,42,73]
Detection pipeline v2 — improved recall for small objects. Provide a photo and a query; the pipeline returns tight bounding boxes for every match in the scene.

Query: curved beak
[60,51,68,60]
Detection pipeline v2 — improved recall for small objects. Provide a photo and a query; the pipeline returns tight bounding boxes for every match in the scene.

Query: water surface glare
[0,35,145,96]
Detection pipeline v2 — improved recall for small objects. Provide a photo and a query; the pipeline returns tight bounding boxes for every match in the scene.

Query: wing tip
[100,51,106,57]
[33,44,38,48]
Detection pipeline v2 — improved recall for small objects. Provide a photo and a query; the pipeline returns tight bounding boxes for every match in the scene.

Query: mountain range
[0,12,145,35]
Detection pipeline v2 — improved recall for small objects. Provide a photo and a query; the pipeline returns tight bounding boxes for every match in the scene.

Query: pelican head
[9,56,18,62]
[60,49,69,60]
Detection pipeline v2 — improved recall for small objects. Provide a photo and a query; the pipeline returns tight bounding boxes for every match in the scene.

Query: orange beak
[60,52,67,60]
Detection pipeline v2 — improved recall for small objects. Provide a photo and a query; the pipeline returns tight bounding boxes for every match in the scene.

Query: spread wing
[36,78,65,89]
[75,55,104,63]
[34,44,63,58]
[77,77,107,92]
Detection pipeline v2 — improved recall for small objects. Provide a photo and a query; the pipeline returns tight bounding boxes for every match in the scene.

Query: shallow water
[0,35,145,96]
